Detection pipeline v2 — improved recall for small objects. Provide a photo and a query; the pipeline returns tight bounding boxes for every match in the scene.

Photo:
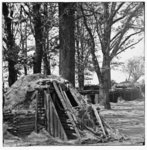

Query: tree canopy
[2,2,144,109]
[123,56,145,83]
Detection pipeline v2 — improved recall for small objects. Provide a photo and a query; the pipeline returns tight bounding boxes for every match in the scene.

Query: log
[91,105,106,136]
[13,119,35,123]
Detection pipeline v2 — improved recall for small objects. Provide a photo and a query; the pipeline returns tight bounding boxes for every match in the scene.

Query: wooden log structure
[4,79,113,141]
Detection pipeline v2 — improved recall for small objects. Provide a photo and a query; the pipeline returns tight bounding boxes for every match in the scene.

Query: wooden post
[35,90,38,133]
[45,91,50,132]
[50,98,53,136]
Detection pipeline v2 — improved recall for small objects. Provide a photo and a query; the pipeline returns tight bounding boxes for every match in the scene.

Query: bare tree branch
[93,12,103,49]
[21,4,35,36]
[129,25,144,31]
[112,15,126,24]
[116,38,143,56]
[80,4,102,81]
[110,31,122,43]
[110,2,116,14]
[110,3,143,59]
[110,2,125,19]
[118,30,142,49]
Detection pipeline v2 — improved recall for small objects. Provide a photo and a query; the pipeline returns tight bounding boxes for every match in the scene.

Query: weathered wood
[59,85,77,122]
[48,95,51,134]
[50,98,53,136]
[13,118,35,123]
[35,85,51,90]
[69,88,83,105]
[54,114,58,137]
[79,90,99,95]
[91,105,106,136]
[14,124,35,128]
[53,107,55,137]
[14,128,34,132]
[51,96,67,140]
[53,81,80,140]
[44,90,50,132]
[35,90,38,133]
[47,92,68,140]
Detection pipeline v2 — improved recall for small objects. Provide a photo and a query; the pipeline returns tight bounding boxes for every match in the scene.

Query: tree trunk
[76,22,84,89]
[43,53,51,75]
[24,22,28,75]
[78,68,84,89]
[97,3,111,109]
[42,3,51,76]
[3,3,17,86]
[99,56,111,109]
[59,3,75,86]
[33,3,43,74]
[81,3,111,109]
[8,60,17,86]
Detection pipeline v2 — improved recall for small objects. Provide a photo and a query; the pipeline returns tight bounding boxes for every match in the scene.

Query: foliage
[122,56,145,82]
[2,3,59,79]
[2,1,144,100]
[78,2,144,109]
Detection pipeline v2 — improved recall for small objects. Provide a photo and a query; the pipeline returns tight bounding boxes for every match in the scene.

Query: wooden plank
[79,90,99,95]
[57,119,60,138]
[35,85,50,90]
[35,90,38,133]
[57,119,59,138]
[54,113,57,137]
[59,85,76,117]
[56,115,58,137]
[50,97,53,136]
[53,82,67,110]
[52,107,55,137]
[69,88,81,106]
[91,105,106,136]
[47,93,51,134]
[54,114,57,137]
[62,91,77,122]
[44,91,49,132]
[48,93,68,141]
[53,81,81,140]
[52,94,55,137]
[14,119,35,123]
[44,91,47,129]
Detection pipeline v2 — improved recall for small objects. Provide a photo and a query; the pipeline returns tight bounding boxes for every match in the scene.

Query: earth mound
[4,73,69,111]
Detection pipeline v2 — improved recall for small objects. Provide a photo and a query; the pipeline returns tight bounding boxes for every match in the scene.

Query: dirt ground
[96,98,145,145]
[3,98,145,146]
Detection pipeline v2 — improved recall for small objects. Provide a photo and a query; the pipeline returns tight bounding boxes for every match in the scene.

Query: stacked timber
[3,110,14,123]
[6,111,35,137]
